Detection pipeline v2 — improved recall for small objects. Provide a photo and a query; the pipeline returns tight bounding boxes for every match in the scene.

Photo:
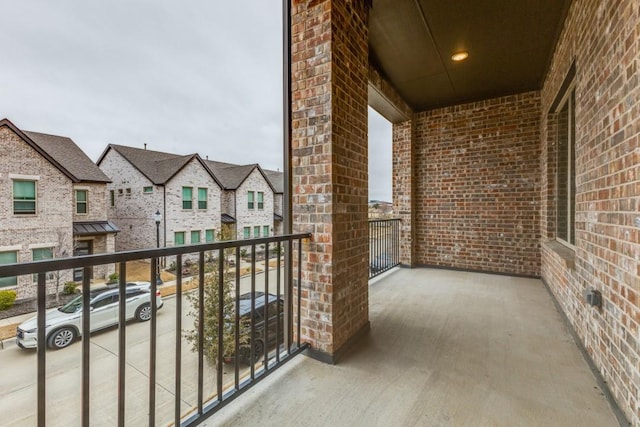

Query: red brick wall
[392,119,415,266]
[540,0,640,423]
[291,0,370,357]
[412,92,541,276]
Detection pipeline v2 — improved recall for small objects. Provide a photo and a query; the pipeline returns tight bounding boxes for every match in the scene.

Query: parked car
[225,292,284,365]
[16,282,163,350]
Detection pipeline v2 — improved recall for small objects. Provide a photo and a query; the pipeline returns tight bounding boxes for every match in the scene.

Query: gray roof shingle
[205,160,257,190]
[263,169,284,194]
[106,144,197,184]
[24,131,111,183]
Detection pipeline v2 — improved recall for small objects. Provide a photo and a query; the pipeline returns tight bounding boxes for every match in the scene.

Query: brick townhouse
[205,160,281,240]
[97,144,222,251]
[0,119,117,299]
[97,144,283,251]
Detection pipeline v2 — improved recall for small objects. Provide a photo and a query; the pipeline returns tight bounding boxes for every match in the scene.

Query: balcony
[205,268,620,426]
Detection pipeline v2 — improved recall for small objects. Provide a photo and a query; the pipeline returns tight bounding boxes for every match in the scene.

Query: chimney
[206,155,209,160]
[144,143,147,150]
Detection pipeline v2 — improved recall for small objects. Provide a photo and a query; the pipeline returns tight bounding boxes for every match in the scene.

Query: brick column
[392,119,415,266]
[291,0,371,362]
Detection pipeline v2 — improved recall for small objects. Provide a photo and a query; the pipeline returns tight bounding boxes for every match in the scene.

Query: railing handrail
[0,232,312,277]
[368,217,401,223]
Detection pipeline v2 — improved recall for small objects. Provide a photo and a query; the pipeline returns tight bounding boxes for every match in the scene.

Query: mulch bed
[0,293,76,321]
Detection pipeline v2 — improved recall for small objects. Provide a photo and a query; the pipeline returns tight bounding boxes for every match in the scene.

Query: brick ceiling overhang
[369,0,572,112]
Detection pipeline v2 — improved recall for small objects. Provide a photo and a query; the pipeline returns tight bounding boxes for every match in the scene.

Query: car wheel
[47,327,76,350]
[135,303,152,322]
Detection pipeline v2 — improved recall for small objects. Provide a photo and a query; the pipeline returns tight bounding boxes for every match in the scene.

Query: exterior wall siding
[0,126,74,299]
[540,0,640,423]
[99,149,163,251]
[72,183,108,222]
[412,92,542,276]
[235,169,274,238]
[164,158,222,246]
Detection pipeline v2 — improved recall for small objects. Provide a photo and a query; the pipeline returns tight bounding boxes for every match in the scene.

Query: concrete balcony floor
[209,268,618,426]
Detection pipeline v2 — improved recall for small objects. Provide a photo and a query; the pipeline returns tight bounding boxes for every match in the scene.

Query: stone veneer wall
[291,0,370,358]
[0,125,74,298]
[411,92,542,276]
[540,0,640,423]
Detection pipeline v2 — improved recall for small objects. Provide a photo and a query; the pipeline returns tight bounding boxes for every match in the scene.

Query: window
[32,247,53,282]
[182,187,193,209]
[0,251,17,287]
[118,189,123,195]
[126,188,131,195]
[75,190,88,214]
[198,188,207,209]
[257,192,264,209]
[263,226,269,237]
[243,227,250,239]
[143,186,153,194]
[254,226,260,237]
[247,191,255,209]
[174,232,185,245]
[13,180,36,214]
[109,190,115,207]
[556,87,576,246]
[205,229,215,242]
[191,230,201,244]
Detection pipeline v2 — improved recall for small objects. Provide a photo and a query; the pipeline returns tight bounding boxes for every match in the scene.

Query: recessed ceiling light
[451,51,469,62]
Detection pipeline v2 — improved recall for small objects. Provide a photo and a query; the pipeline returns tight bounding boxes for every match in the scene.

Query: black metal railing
[0,233,310,427]
[369,218,400,279]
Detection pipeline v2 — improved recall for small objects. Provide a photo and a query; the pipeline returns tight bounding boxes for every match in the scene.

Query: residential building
[0,119,117,299]
[205,160,279,240]
[264,169,284,235]
[97,145,223,251]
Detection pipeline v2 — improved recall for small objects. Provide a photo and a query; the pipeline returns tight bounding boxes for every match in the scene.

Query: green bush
[108,272,119,283]
[0,290,17,311]
[63,281,79,295]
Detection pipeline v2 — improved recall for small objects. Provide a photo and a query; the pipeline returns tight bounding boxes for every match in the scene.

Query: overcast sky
[0,1,392,201]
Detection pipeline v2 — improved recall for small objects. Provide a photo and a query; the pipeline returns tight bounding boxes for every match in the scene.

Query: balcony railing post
[37,272,46,427]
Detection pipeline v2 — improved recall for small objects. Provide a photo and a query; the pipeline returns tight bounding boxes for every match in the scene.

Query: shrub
[63,281,79,295]
[107,272,119,283]
[0,290,17,311]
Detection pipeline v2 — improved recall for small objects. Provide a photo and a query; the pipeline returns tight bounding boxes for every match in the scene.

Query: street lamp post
[153,210,163,285]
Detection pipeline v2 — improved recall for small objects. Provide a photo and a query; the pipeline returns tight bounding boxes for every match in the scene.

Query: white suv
[16,282,163,350]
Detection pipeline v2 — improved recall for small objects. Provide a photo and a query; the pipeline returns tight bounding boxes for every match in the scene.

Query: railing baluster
[81,267,91,426]
[37,272,46,427]
[276,242,281,363]
[197,252,204,415]
[118,262,127,427]
[234,246,240,390]
[149,259,158,427]
[174,254,182,427]
[297,237,302,348]
[264,242,270,367]
[250,244,256,380]
[217,248,224,401]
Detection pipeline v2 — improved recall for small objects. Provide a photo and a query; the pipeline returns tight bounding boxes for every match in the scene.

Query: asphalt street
[0,267,282,427]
